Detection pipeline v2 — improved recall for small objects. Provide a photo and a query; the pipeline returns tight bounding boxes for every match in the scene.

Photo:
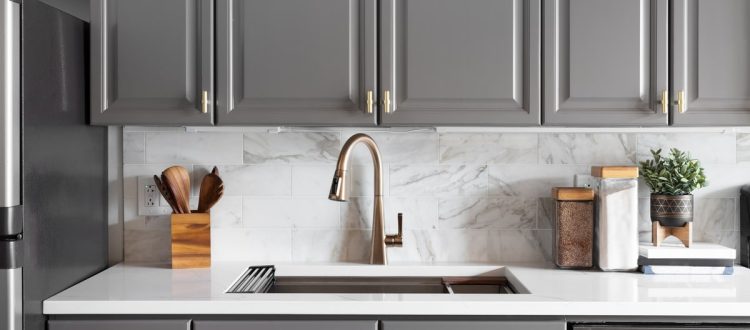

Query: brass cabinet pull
[366,90,373,114]
[660,89,668,114]
[201,91,208,114]
[383,90,391,113]
[677,90,685,113]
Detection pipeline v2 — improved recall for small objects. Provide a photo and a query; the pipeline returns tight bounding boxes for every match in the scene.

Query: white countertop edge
[43,301,750,317]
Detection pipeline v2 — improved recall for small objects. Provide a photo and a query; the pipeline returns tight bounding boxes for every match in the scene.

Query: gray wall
[117,127,743,263]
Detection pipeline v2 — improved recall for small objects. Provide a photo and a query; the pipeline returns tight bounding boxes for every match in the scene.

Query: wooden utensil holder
[171,213,211,269]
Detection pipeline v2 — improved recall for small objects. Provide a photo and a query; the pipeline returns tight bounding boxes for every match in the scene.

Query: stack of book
[638,242,735,275]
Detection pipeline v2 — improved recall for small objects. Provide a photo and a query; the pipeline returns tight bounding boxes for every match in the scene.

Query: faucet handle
[385,213,404,247]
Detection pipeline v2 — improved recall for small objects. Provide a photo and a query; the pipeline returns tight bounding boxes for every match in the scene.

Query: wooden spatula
[198,166,224,213]
[162,166,191,214]
[153,175,180,214]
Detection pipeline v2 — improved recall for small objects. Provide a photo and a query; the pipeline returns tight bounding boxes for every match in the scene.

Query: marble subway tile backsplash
[122,128,746,264]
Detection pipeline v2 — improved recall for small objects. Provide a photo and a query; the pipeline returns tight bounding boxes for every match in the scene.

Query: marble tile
[349,164,390,197]
[243,132,339,164]
[123,132,145,164]
[210,196,243,228]
[243,197,339,228]
[291,165,335,196]
[694,198,736,233]
[488,165,588,197]
[342,131,439,165]
[439,133,538,164]
[212,228,292,262]
[438,197,536,230]
[432,230,491,262]
[291,229,370,262]
[637,132,735,165]
[638,197,652,243]
[737,133,750,165]
[539,133,636,165]
[341,197,438,231]
[488,230,551,263]
[194,165,291,196]
[145,132,243,164]
[390,165,488,197]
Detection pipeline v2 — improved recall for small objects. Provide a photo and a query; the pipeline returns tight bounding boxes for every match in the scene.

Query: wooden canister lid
[591,166,639,179]
[551,187,594,201]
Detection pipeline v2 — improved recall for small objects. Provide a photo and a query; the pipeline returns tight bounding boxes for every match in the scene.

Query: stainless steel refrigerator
[1,0,108,329]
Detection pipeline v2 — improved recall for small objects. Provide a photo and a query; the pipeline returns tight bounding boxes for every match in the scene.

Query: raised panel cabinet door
[216,0,377,126]
[382,320,566,330]
[48,319,190,330]
[379,0,541,126]
[672,0,750,126]
[90,0,214,125]
[543,0,669,126]
[193,320,378,330]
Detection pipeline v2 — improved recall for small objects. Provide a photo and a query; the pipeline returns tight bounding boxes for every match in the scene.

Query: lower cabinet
[573,326,750,330]
[382,320,566,330]
[48,319,190,330]
[193,320,378,330]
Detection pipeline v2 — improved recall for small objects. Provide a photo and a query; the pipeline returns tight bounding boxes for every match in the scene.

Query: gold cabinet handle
[366,90,373,114]
[383,90,391,113]
[660,90,668,114]
[201,91,208,114]
[677,90,685,113]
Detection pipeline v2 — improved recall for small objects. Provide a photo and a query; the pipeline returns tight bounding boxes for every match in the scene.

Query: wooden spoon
[162,166,191,214]
[153,175,179,214]
[198,166,224,213]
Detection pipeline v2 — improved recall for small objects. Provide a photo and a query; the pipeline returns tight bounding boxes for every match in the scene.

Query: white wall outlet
[137,176,172,216]
[574,174,596,188]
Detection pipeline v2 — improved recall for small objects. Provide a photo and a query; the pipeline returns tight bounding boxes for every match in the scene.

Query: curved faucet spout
[328,133,389,264]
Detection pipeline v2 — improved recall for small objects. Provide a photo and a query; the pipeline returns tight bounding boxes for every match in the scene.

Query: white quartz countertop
[43,262,750,316]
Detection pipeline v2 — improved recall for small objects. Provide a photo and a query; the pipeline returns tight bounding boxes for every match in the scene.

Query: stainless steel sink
[226,267,516,294]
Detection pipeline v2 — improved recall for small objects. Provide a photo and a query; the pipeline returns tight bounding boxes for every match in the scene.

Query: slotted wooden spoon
[198,166,224,213]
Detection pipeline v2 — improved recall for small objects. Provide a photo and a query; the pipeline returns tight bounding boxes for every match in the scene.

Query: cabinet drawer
[382,320,565,330]
[193,320,378,330]
[48,319,190,330]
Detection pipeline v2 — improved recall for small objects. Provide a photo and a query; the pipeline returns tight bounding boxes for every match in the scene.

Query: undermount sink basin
[226,267,517,294]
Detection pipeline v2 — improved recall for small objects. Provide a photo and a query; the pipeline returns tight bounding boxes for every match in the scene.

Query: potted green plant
[640,148,707,227]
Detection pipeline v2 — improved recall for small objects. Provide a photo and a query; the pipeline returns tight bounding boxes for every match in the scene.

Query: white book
[639,242,736,260]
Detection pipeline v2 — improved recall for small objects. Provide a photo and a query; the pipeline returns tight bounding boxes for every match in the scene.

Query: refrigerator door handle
[0,0,20,209]
[0,268,20,330]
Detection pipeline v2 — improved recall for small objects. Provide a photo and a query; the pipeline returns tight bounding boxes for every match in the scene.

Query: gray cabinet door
[672,0,750,126]
[543,0,668,126]
[193,320,378,330]
[379,0,541,126]
[216,0,377,126]
[382,320,566,330]
[48,319,190,330]
[90,0,214,125]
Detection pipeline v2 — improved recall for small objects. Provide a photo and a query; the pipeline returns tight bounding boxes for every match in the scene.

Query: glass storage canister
[551,187,595,269]
[591,166,639,271]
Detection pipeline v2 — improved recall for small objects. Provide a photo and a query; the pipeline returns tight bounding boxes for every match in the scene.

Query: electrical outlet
[138,176,172,216]
[574,174,595,189]
[144,184,158,207]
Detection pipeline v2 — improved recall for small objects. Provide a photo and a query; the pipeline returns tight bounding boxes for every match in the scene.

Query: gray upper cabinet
[543,0,669,126]
[382,320,566,330]
[194,320,378,330]
[672,0,750,126]
[90,0,214,125]
[379,0,541,126]
[215,0,377,126]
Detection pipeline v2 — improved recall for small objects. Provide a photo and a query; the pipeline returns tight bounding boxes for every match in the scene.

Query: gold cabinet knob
[660,89,668,114]
[201,90,208,114]
[366,90,373,114]
[677,90,685,113]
